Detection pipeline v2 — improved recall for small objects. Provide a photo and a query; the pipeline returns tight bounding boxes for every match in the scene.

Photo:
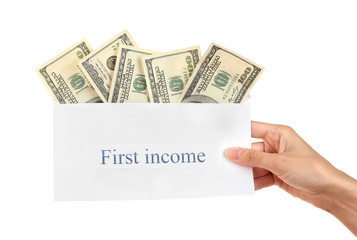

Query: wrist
[323,170,357,212]
[323,170,357,235]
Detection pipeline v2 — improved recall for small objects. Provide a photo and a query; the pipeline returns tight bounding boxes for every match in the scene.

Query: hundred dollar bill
[36,39,101,103]
[177,43,264,103]
[79,30,138,102]
[142,46,201,103]
[109,46,156,103]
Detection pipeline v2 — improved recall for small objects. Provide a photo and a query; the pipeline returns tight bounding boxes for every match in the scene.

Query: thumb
[225,147,280,172]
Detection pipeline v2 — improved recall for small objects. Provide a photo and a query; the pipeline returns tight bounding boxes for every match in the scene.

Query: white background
[0,0,356,239]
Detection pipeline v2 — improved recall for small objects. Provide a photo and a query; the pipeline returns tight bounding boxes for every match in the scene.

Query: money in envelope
[37,30,262,200]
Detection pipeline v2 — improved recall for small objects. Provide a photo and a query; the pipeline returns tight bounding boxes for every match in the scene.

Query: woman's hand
[225,121,357,236]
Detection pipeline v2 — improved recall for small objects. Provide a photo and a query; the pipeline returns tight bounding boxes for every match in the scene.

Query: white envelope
[54,100,253,200]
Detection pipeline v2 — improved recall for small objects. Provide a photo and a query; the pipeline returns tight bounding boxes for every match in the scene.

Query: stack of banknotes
[37,30,264,104]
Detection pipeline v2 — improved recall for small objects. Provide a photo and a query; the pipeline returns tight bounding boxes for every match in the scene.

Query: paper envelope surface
[54,101,253,200]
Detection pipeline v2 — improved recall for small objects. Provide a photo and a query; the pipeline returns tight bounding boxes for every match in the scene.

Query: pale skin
[225,121,357,236]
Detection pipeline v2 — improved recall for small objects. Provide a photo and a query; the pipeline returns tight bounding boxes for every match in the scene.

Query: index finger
[251,121,277,139]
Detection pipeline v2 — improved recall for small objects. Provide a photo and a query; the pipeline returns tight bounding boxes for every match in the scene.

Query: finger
[251,121,277,139]
[251,142,264,152]
[225,147,281,173]
[254,173,275,190]
[253,167,270,179]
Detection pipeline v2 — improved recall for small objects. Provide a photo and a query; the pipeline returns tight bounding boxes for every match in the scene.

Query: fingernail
[225,148,242,160]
